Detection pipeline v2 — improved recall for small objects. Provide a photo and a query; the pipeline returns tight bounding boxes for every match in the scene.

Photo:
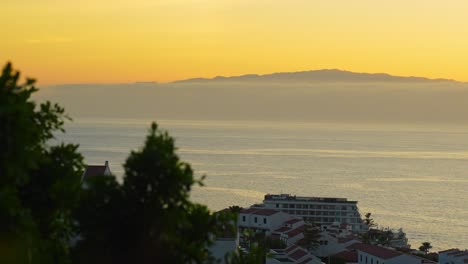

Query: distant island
[173,69,457,84]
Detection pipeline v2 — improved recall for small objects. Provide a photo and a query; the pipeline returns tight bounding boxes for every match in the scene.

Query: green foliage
[73,123,234,264]
[264,236,286,250]
[224,245,267,264]
[419,241,432,254]
[227,205,242,214]
[0,62,84,263]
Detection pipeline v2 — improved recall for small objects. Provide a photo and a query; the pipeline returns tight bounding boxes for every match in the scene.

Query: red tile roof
[285,218,302,224]
[253,208,280,216]
[240,208,280,216]
[83,165,107,178]
[240,208,258,214]
[332,250,358,262]
[338,236,360,244]
[439,248,459,254]
[289,249,308,261]
[287,227,304,238]
[285,244,299,253]
[348,244,402,259]
[298,257,313,264]
[275,226,291,233]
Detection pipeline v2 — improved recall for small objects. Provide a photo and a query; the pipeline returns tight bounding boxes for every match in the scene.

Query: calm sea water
[58,118,468,250]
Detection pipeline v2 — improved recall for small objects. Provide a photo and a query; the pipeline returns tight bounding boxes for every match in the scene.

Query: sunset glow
[3,0,468,85]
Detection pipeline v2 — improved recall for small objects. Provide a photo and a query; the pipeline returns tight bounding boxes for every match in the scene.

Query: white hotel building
[262,194,368,232]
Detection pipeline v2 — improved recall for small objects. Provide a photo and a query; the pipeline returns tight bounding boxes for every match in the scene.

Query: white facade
[268,245,324,264]
[262,194,368,232]
[313,231,361,257]
[238,208,291,231]
[354,244,437,264]
[208,238,238,263]
[439,249,468,264]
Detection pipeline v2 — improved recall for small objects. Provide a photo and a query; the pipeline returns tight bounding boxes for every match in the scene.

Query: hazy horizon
[35,69,468,125]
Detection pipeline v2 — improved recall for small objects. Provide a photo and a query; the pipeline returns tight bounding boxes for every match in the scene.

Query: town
[84,162,468,264]
[209,193,467,264]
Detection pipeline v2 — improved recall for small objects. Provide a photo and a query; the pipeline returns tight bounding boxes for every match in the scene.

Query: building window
[242,216,246,222]
[263,218,267,224]
[254,217,257,223]
[276,203,279,208]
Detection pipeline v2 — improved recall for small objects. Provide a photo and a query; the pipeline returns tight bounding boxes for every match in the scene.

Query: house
[311,224,361,257]
[238,207,303,247]
[332,250,359,264]
[208,237,238,263]
[268,244,324,264]
[439,248,468,264]
[208,209,239,263]
[312,231,361,257]
[82,161,112,181]
[348,243,437,264]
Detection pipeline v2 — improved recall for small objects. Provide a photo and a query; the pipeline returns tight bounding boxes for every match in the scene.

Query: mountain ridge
[172,69,458,84]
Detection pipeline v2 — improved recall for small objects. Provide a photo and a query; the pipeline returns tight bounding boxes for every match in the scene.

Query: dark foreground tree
[73,123,235,264]
[0,62,84,263]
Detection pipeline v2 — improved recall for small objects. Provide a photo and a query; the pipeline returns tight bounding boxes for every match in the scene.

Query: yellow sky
[2,0,468,85]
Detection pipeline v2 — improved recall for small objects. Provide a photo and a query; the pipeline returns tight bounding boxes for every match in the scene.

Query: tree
[0,62,84,263]
[419,242,432,254]
[224,245,267,264]
[364,212,377,229]
[73,123,234,264]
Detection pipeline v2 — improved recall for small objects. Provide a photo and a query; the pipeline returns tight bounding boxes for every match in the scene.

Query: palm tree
[364,212,377,229]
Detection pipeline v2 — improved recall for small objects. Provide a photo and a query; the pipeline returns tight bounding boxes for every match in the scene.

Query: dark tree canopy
[1,62,236,264]
[0,62,84,263]
[73,123,234,264]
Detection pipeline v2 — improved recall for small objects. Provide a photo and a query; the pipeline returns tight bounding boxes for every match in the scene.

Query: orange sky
[2,0,468,85]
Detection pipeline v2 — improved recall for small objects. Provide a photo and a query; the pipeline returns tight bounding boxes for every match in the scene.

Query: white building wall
[238,211,291,231]
[439,251,468,264]
[263,196,367,232]
[357,251,385,264]
[208,238,238,263]
[386,254,423,264]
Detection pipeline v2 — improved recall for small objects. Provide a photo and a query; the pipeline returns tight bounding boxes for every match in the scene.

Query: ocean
[58,118,468,250]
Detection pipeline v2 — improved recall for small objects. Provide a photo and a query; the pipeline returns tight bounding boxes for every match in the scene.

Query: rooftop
[240,207,282,216]
[348,243,402,259]
[285,218,303,225]
[332,250,358,262]
[298,257,313,264]
[274,226,291,233]
[286,227,304,237]
[285,244,299,253]
[82,161,110,179]
[289,249,308,261]
[264,194,357,204]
